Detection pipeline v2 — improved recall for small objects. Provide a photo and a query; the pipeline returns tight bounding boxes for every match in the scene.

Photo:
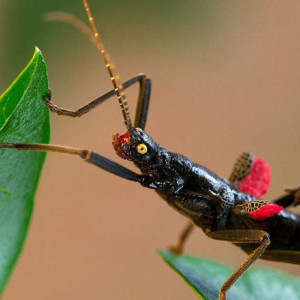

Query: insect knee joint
[261,233,270,245]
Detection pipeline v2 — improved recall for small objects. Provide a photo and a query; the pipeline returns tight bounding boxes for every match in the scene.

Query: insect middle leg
[206,229,270,300]
[46,74,151,129]
[169,222,194,254]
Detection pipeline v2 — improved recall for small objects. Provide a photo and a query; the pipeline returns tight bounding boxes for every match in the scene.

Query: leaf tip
[33,47,44,60]
[34,46,41,52]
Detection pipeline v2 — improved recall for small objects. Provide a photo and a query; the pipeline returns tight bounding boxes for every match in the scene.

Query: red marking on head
[237,157,271,198]
[248,204,283,221]
[112,132,132,160]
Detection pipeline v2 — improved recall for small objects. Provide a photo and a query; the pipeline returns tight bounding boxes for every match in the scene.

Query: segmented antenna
[44,12,97,49]
[82,0,132,131]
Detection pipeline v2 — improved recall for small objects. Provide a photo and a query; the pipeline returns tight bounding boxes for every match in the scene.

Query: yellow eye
[136,144,147,154]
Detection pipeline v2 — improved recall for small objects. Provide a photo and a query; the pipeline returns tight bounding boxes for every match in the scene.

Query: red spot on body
[238,157,271,198]
[248,204,283,221]
[116,132,130,144]
[112,132,131,160]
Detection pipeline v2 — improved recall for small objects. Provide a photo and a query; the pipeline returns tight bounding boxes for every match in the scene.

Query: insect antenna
[82,0,133,132]
[44,11,97,49]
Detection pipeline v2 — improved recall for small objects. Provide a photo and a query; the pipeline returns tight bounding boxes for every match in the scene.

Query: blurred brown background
[0,0,299,299]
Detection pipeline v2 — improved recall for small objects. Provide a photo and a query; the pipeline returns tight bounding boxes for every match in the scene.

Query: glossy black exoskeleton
[1,1,299,299]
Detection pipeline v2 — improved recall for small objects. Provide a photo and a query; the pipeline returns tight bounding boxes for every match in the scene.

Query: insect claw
[168,245,183,255]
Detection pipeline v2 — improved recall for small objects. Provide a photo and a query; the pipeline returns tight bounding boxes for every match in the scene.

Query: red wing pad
[248,204,283,221]
[231,153,271,198]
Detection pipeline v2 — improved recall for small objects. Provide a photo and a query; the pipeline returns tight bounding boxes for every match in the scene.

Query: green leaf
[0,48,50,293]
[159,250,300,300]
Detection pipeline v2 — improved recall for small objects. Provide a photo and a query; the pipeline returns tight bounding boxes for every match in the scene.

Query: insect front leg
[0,143,142,183]
[206,229,270,300]
[134,76,151,130]
[45,74,151,120]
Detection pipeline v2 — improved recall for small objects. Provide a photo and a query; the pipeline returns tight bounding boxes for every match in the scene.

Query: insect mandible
[1,1,300,299]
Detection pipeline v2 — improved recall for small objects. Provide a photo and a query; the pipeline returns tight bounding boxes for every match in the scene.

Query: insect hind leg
[206,229,270,300]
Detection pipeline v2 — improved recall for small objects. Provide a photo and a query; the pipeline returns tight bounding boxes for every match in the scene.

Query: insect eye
[136,144,147,154]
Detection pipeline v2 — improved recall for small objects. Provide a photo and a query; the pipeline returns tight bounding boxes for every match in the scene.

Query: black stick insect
[1,1,300,299]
